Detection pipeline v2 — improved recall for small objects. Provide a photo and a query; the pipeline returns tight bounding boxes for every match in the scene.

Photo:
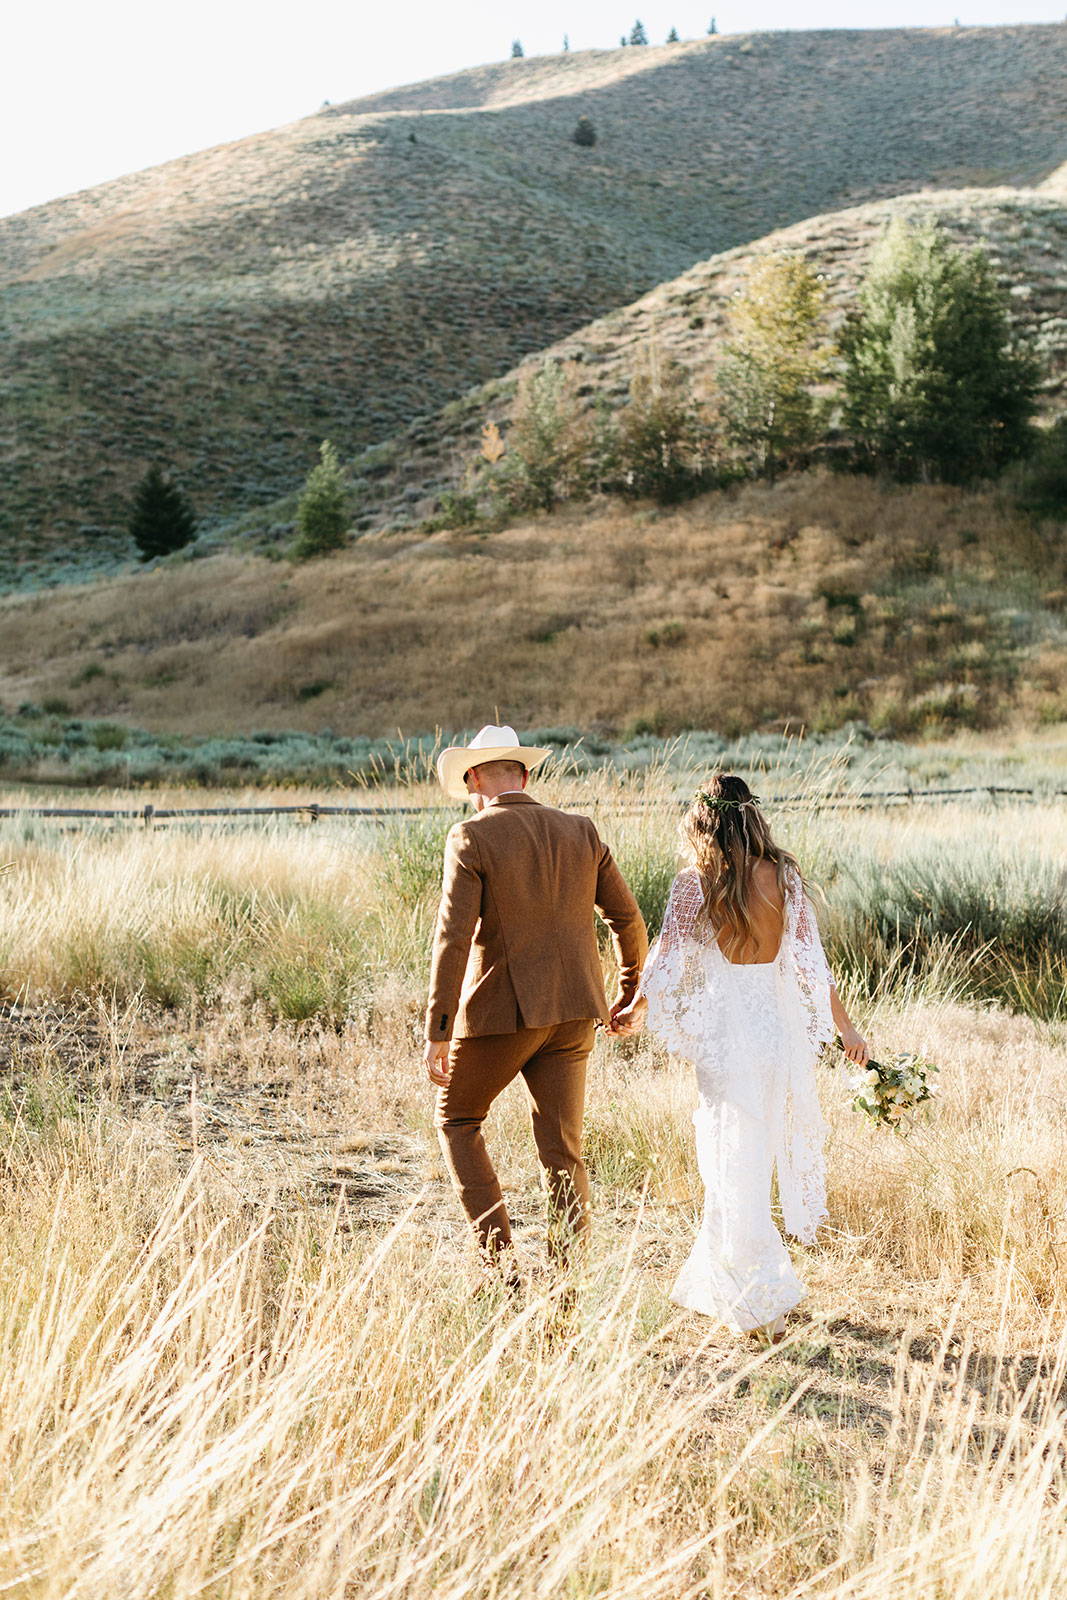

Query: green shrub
[90,723,129,752]
[715,254,832,480]
[375,813,455,911]
[431,489,482,530]
[1010,417,1067,518]
[615,345,712,504]
[610,832,678,938]
[494,362,590,513]
[823,843,1067,1019]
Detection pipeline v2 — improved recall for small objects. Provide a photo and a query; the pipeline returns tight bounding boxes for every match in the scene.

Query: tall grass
[822,842,1067,1019]
[0,987,1065,1597]
[1,785,1065,1019]
[1,776,1066,1593]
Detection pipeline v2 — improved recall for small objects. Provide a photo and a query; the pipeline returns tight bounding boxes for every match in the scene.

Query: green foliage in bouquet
[843,1049,938,1131]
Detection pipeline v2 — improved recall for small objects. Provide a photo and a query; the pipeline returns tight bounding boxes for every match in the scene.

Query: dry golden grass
[2,474,1064,739]
[1,778,1066,1594]
[1,987,1066,1595]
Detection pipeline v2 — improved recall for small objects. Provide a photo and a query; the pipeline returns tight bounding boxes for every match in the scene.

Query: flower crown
[696,789,763,811]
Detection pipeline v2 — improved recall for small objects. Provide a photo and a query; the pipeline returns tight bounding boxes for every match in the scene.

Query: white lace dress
[640,866,836,1331]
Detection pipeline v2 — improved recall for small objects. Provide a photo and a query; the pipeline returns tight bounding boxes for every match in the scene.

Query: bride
[611,774,870,1342]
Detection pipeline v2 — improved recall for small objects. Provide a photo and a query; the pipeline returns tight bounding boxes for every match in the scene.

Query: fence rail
[0,784,1063,828]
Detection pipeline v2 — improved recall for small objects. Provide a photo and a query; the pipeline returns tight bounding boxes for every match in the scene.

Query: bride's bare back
[715,858,784,965]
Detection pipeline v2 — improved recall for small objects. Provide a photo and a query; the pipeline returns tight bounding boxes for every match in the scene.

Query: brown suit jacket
[425,792,648,1042]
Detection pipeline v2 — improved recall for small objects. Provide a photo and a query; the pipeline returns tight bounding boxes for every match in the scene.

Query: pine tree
[715,253,832,480]
[666,26,680,42]
[293,440,350,558]
[511,39,524,57]
[841,220,1039,484]
[128,465,196,561]
[629,19,648,44]
[572,115,597,147]
[563,33,570,50]
[708,16,718,32]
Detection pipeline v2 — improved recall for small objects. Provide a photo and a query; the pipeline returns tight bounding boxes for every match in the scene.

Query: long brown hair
[683,773,802,960]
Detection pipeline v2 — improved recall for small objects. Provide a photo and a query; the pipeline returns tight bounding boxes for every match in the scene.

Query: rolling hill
[331,182,1067,539]
[1,471,1064,744]
[3,24,1067,576]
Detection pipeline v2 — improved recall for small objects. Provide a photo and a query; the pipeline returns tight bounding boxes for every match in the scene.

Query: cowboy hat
[436,724,552,800]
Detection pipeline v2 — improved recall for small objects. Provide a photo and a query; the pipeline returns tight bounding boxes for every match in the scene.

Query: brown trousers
[435,1018,596,1258]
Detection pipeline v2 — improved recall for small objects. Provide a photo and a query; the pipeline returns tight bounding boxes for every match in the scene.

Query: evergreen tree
[128,465,196,561]
[563,33,570,50]
[511,38,524,57]
[666,25,680,41]
[841,220,1039,484]
[572,114,597,147]
[629,19,648,44]
[708,16,718,32]
[715,253,832,480]
[620,35,627,46]
[294,440,350,558]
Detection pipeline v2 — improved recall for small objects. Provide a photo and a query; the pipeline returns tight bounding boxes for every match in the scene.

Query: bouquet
[839,1047,938,1131]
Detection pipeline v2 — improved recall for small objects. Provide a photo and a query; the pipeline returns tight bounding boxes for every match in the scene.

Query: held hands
[609,996,647,1037]
[424,1040,452,1087]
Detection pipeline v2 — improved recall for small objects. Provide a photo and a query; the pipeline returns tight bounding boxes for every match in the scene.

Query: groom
[424,724,647,1271]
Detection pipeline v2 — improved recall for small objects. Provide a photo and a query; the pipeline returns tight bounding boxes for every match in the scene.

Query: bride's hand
[838,1026,871,1067]
[609,997,647,1036]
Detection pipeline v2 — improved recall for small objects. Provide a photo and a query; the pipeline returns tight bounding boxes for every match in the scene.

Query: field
[1,757,1065,1596]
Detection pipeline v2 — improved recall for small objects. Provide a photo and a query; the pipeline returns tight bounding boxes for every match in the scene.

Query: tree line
[512,21,714,56]
[125,220,1065,562]
[432,219,1055,524]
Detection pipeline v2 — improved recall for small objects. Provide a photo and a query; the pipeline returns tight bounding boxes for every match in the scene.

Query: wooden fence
[0,785,1063,828]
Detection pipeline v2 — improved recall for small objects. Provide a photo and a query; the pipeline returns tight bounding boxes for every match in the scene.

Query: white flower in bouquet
[836,1045,939,1132]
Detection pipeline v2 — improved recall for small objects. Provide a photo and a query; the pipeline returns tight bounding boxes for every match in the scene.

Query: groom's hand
[424,1040,452,1087]
[609,997,647,1036]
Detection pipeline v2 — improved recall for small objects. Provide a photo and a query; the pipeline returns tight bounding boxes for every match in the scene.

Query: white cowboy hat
[436,724,552,800]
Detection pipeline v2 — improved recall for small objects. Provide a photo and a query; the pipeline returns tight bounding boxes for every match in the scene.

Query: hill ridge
[2,23,1067,576]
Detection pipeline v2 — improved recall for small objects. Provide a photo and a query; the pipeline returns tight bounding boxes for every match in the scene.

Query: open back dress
[639,865,836,1331]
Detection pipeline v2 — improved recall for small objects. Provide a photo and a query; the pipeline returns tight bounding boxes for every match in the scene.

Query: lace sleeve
[785,869,836,1052]
[651,867,705,957]
[638,870,711,1064]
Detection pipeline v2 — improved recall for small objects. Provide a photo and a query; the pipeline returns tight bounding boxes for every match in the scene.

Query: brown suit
[427,791,647,1258]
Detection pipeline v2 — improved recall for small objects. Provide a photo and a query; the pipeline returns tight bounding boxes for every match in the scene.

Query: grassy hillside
[1,474,1064,742]
[321,184,1067,540]
[3,25,1066,571]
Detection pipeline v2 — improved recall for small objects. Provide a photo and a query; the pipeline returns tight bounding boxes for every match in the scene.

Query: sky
[3,0,1063,219]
